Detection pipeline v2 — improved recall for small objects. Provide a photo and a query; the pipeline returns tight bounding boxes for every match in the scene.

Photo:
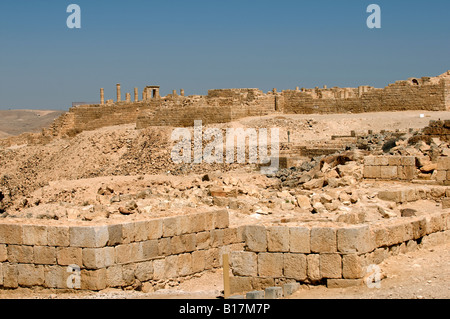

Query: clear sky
[0,0,449,110]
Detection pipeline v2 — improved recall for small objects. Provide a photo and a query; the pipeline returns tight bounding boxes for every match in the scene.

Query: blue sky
[0,0,449,110]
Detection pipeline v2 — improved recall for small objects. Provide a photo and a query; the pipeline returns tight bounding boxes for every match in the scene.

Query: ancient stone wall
[281,80,447,114]
[229,212,450,293]
[363,156,416,181]
[0,210,245,291]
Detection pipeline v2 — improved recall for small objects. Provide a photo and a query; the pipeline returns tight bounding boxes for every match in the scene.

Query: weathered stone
[337,225,373,254]
[267,226,290,252]
[296,195,312,210]
[0,244,7,262]
[18,264,45,287]
[135,261,153,282]
[3,263,18,288]
[230,251,257,277]
[258,253,283,277]
[48,225,70,247]
[243,225,267,252]
[229,276,253,295]
[191,250,206,274]
[7,245,33,263]
[320,254,342,279]
[34,246,56,265]
[283,282,300,297]
[342,254,364,279]
[289,227,310,253]
[82,247,115,269]
[70,225,109,248]
[81,268,107,291]
[56,247,82,266]
[303,178,324,190]
[106,265,123,287]
[265,287,283,299]
[310,227,337,253]
[23,225,48,246]
[246,290,265,299]
[283,253,307,281]
[178,253,193,277]
[0,224,23,244]
[307,254,321,282]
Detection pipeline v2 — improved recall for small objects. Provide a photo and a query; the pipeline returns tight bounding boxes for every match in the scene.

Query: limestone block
[195,231,211,250]
[82,247,115,269]
[230,251,257,277]
[48,225,70,247]
[0,263,2,286]
[178,253,193,277]
[223,227,238,245]
[364,156,376,166]
[230,276,253,295]
[34,246,56,265]
[385,222,407,246]
[258,253,283,277]
[380,166,398,179]
[165,255,178,279]
[163,216,182,237]
[307,254,321,282]
[337,225,374,254]
[70,225,109,248]
[251,277,275,291]
[81,268,107,291]
[3,263,18,288]
[140,240,159,260]
[267,226,290,252]
[363,165,381,179]
[158,237,172,256]
[289,227,311,253]
[44,265,71,289]
[56,247,82,266]
[210,229,224,248]
[342,254,365,279]
[18,264,45,287]
[106,265,123,287]
[213,209,230,229]
[388,156,402,166]
[120,222,136,244]
[191,250,206,274]
[7,245,33,263]
[189,213,206,233]
[115,244,136,264]
[411,217,427,239]
[23,225,48,246]
[107,224,123,246]
[374,156,389,166]
[426,212,445,234]
[243,225,267,252]
[265,287,283,299]
[320,254,342,279]
[0,224,23,244]
[398,166,416,180]
[205,248,220,269]
[135,261,153,282]
[170,236,185,255]
[437,157,450,170]
[123,263,137,286]
[402,156,416,167]
[310,227,337,253]
[283,253,307,281]
[0,244,7,262]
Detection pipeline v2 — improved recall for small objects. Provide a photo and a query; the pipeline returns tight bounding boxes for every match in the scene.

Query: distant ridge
[0,109,65,136]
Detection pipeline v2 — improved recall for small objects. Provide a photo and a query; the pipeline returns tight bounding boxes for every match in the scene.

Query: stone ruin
[0,71,450,297]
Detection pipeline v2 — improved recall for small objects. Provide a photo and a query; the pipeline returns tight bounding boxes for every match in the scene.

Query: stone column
[100,88,104,105]
[142,89,147,101]
[126,93,131,103]
[154,88,160,98]
[134,88,139,102]
[273,88,277,93]
[180,89,185,97]
[116,84,121,102]
[295,87,300,92]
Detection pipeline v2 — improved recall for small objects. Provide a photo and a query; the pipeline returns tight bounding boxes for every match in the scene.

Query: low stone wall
[229,211,450,294]
[0,210,245,291]
[436,157,450,185]
[363,156,416,181]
